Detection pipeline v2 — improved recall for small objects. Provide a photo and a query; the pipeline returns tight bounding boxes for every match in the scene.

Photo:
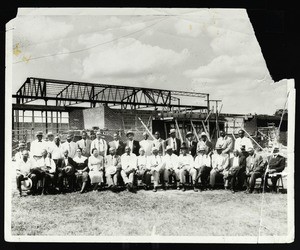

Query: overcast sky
[11,8,287,115]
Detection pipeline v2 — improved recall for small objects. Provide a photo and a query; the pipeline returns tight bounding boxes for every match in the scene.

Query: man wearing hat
[152,131,165,156]
[244,147,265,194]
[178,143,197,191]
[194,145,212,190]
[45,131,55,155]
[14,142,28,163]
[56,149,77,193]
[105,147,121,191]
[147,147,164,192]
[61,133,77,159]
[125,130,140,156]
[51,136,63,164]
[197,132,213,156]
[76,131,92,157]
[185,131,197,157]
[264,146,285,193]
[120,146,138,192]
[30,131,47,161]
[234,129,253,152]
[210,145,229,189]
[139,132,153,157]
[16,150,38,196]
[216,130,233,155]
[161,145,179,187]
[90,131,108,157]
[108,133,125,156]
[165,128,181,156]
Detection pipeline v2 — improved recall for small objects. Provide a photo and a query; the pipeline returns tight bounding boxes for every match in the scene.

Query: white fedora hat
[21,178,32,191]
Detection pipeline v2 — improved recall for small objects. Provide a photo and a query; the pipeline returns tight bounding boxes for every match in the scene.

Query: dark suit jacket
[108,140,125,156]
[185,139,197,157]
[165,137,181,156]
[268,155,285,172]
[246,154,265,174]
[125,140,140,156]
[56,157,77,173]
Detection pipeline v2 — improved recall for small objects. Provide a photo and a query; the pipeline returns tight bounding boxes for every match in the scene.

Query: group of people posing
[14,128,286,196]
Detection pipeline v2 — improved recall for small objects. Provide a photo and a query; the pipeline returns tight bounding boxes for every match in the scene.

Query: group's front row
[15,143,285,196]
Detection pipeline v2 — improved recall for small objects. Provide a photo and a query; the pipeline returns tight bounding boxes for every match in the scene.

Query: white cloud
[82,37,189,78]
[174,18,204,37]
[78,33,114,47]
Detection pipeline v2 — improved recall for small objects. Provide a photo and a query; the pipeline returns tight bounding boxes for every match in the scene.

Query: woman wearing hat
[73,148,89,193]
[88,148,105,191]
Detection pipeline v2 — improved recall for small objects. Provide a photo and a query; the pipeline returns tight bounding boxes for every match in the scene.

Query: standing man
[197,132,213,156]
[178,143,197,192]
[216,130,233,155]
[56,149,77,193]
[30,131,47,161]
[61,133,77,159]
[264,146,285,193]
[76,131,92,157]
[185,131,197,157]
[147,147,164,192]
[51,136,63,165]
[165,129,181,156]
[161,146,179,188]
[45,131,55,155]
[125,130,140,156]
[90,131,108,157]
[105,147,121,191]
[234,129,253,152]
[16,150,38,196]
[108,132,125,156]
[210,145,229,189]
[139,132,153,157]
[152,131,165,156]
[120,146,137,192]
[244,148,265,194]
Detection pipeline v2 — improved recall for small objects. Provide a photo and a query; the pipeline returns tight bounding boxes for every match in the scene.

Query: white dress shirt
[147,154,163,170]
[178,154,194,170]
[153,138,165,155]
[121,153,137,171]
[51,143,63,160]
[194,154,211,169]
[30,139,47,157]
[137,155,147,169]
[232,156,240,168]
[128,140,134,152]
[139,139,153,156]
[212,153,229,171]
[61,141,77,158]
[162,153,178,170]
[91,138,108,156]
[170,137,177,151]
[36,157,56,173]
[16,158,37,176]
[234,137,253,151]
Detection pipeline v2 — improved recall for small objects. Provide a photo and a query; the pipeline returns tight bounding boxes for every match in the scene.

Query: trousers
[210,169,224,187]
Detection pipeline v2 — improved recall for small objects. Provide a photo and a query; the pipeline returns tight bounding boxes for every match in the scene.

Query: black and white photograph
[4,8,295,243]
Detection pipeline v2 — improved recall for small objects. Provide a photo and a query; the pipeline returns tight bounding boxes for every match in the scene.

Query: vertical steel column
[56,111,59,134]
[32,110,35,141]
[45,100,48,133]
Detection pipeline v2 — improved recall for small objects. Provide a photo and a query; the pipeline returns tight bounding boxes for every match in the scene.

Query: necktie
[98,140,101,151]
[68,143,71,155]
[173,140,175,150]
[84,139,86,147]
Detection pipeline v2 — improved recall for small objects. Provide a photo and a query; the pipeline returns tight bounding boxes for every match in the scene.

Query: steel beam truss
[13,77,209,111]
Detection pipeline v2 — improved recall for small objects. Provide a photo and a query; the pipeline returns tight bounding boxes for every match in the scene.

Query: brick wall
[69,109,85,130]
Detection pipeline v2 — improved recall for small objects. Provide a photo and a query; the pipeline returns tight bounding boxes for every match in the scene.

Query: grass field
[10,187,287,236]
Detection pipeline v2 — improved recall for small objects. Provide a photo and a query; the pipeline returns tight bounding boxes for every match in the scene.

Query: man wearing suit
[61,133,77,159]
[108,133,125,156]
[125,130,140,156]
[185,131,197,157]
[216,130,233,155]
[245,147,265,194]
[56,149,77,193]
[264,146,286,193]
[225,149,247,193]
[164,129,181,156]
[76,131,92,157]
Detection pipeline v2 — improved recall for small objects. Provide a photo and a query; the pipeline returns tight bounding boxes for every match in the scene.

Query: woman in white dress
[88,148,104,191]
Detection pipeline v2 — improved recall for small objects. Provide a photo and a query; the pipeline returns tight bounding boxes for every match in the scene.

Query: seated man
[264,146,286,193]
[16,150,38,196]
[73,148,89,193]
[210,145,229,189]
[136,148,151,189]
[245,147,265,194]
[147,147,164,192]
[194,145,211,190]
[105,147,121,192]
[36,149,56,195]
[56,149,77,193]
[177,143,197,192]
[225,149,246,193]
[120,146,137,192]
[161,146,179,188]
